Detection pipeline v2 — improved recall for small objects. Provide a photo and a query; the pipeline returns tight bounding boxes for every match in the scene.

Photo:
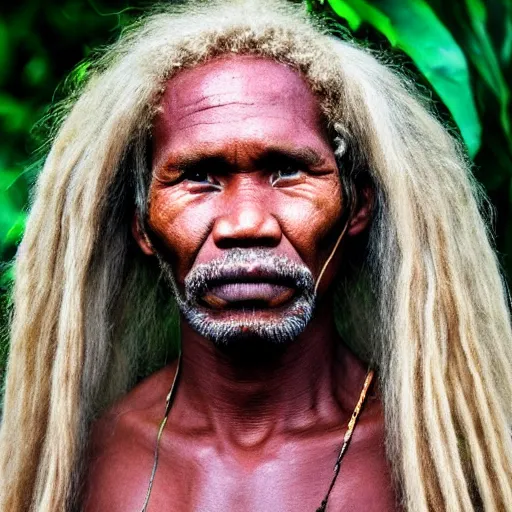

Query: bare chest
[84,383,398,512]
[137,430,398,512]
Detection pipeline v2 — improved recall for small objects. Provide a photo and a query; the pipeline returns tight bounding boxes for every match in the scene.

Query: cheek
[147,188,213,281]
[278,181,343,265]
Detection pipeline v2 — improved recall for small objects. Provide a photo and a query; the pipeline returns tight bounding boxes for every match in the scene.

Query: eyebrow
[256,147,326,168]
[157,145,327,175]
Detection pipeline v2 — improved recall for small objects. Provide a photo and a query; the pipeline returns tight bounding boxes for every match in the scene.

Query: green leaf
[0,94,31,134]
[0,170,25,256]
[0,22,10,87]
[501,17,512,67]
[485,0,512,67]
[328,0,363,31]
[329,0,397,44]
[4,214,26,248]
[368,0,482,157]
[23,56,48,87]
[463,0,511,140]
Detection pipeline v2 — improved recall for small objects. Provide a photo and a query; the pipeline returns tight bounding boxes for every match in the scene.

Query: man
[85,54,388,512]
[1,1,511,511]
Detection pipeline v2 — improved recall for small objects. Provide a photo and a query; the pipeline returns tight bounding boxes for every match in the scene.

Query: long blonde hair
[1,1,511,510]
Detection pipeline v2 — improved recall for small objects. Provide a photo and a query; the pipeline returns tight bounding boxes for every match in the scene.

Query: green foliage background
[1,0,511,371]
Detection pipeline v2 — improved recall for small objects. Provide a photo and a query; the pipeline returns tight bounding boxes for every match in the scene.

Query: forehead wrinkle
[173,100,260,123]
[172,113,297,130]
[182,96,260,112]
[165,66,308,117]
[168,99,314,133]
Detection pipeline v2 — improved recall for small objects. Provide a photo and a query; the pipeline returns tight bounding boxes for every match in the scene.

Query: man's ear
[347,183,374,236]
[132,212,155,255]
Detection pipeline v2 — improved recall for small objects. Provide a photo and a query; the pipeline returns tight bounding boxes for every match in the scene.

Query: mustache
[183,248,315,303]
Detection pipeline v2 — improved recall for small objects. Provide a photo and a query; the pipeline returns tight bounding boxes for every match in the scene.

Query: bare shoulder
[88,360,179,455]
[82,361,179,512]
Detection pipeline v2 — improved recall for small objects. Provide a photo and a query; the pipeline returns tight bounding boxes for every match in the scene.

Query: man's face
[139,56,346,346]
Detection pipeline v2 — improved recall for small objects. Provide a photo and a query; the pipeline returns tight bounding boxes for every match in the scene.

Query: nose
[212,195,282,249]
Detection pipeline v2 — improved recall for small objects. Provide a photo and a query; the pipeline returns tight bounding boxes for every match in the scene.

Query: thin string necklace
[139,354,375,512]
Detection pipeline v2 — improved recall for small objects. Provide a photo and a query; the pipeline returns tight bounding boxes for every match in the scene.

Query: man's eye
[270,167,303,186]
[183,169,217,185]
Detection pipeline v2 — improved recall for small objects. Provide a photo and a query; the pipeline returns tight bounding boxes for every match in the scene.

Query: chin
[182,298,315,348]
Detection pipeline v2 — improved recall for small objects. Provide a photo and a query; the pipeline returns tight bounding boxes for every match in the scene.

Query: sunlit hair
[1,0,511,510]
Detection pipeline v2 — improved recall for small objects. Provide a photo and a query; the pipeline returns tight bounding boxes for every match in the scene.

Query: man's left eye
[270,167,303,186]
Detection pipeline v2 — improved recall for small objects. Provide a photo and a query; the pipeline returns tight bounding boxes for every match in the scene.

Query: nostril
[212,210,282,249]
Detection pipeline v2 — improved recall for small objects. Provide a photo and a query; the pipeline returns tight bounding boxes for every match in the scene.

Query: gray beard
[158,248,316,347]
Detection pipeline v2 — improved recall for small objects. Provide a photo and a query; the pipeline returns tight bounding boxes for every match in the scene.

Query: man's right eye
[184,169,212,183]
[182,169,221,189]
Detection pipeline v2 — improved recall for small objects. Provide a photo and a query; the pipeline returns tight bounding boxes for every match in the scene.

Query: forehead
[152,56,329,167]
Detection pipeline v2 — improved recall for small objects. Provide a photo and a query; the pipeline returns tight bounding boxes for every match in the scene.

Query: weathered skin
[84,56,398,511]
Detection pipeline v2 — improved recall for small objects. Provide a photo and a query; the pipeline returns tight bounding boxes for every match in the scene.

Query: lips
[199,273,296,309]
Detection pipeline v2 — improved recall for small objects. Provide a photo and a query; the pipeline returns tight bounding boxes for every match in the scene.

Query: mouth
[198,272,297,310]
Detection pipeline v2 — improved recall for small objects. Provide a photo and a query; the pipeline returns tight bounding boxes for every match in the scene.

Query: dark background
[1,0,511,369]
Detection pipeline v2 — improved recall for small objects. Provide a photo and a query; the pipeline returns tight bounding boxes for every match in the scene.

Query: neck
[174,298,368,450]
